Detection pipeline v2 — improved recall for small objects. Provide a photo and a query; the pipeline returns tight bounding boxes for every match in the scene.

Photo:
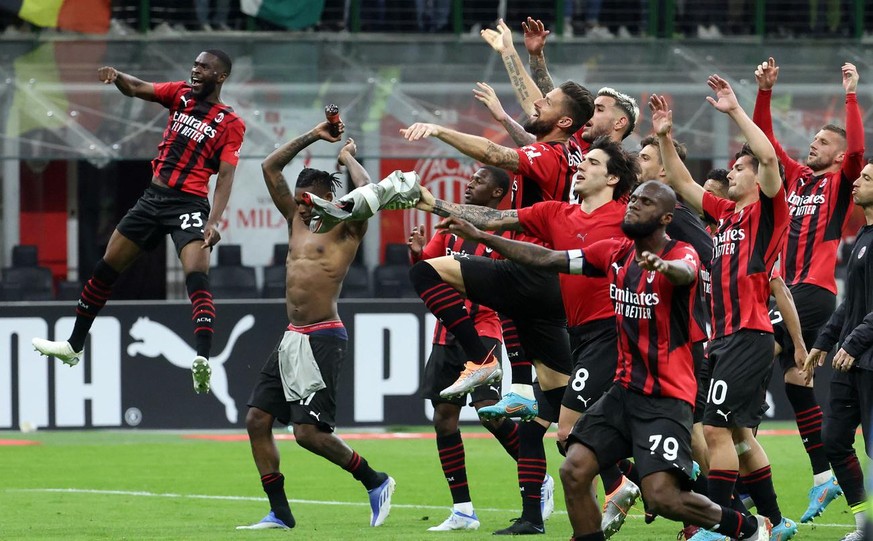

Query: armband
[567,249,584,274]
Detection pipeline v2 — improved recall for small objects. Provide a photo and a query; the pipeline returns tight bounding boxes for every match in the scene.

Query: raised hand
[400,123,441,141]
[415,185,436,212]
[754,57,779,91]
[337,137,357,165]
[314,120,344,143]
[473,82,508,122]
[407,225,426,256]
[97,66,118,84]
[480,18,514,54]
[522,17,550,56]
[705,75,740,114]
[649,95,673,136]
[843,62,859,94]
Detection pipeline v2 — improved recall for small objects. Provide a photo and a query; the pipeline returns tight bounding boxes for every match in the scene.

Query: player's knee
[822,425,853,460]
[245,407,272,435]
[642,483,678,519]
[559,443,596,489]
[556,426,571,445]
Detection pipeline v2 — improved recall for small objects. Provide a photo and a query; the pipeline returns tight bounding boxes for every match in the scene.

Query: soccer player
[804,160,873,541]
[753,57,864,522]
[435,181,772,541]
[651,79,797,540]
[237,124,394,530]
[415,136,638,535]
[408,166,527,531]
[32,50,245,395]
[401,80,593,419]
[477,18,638,152]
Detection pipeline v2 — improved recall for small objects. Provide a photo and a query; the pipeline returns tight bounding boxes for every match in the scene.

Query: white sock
[854,511,866,530]
[453,502,474,516]
[812,471,832,486]
[510,383,535,399]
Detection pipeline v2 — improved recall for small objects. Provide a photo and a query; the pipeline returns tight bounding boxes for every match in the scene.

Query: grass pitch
[0,423,864,540]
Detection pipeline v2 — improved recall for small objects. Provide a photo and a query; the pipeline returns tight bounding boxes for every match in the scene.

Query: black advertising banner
[0,300,833,429]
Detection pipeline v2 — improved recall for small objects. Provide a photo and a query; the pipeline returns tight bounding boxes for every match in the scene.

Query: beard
[522,117,552,136]
[621,217,661,239]
[806,155,830,172]
[192,79,217,99]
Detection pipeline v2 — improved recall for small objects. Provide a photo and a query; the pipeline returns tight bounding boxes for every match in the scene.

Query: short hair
[821,123,847,139]
[559,81,595,134]
[480,165,511,194]
[296,168,341,193]
[735,144,785,181]
[639,134,687,162]
[204,49,232,75]
[590,135,640,200]
[705,168,729,187]
[598,87,639,139]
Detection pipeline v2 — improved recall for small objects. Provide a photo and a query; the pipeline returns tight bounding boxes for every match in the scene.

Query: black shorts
[458,256,571,375]
[116,184,211,255]
[692,341,708,424]
[247,333,346,431]
[567,385,695,481]
[421,338,503,407]
[563,319,618,413]
[772,284,836,373]
[703,330,774,428]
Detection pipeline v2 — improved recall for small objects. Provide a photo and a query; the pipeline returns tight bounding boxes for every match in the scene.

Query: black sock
[618,459,640,485]
[740,465,782,525]
[344,451,386,491]
[489,418,520,461]
[518,421,548,524]
[710,506,757,539]
[186,272,214,358]
[707,469,737,507]
[436,430,470,504]
[501,316,532,385]
[410,262,489,362]
[261,472,295,527]
[785,383,829,475]
[600,465,624,495]
[572,533,606,541]
[69,259,119,351]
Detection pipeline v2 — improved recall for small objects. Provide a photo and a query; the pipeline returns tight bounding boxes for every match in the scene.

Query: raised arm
[97,67,156,101]
[841,62,865,179]
[262,121,342,219]
[650,95,705,213]
[751,57,801,176]
[706,75,781,198]
[437,216,569,271]
[337,138,372,188]
[472,82,536,146]
[522,17,556,96]
[415,187,524,232]
[400,123,520,171]
[481,19,543,116]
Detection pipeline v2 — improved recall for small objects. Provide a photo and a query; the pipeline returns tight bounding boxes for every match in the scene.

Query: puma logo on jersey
[611,262,622,274]
[181,95,190,107]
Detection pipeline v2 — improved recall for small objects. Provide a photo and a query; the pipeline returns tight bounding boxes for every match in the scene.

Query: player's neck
[578,190,613,213]
[864,207,873,226]
[634,234,667,260]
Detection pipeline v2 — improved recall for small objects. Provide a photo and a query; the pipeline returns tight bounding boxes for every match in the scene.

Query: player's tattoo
[273,131,319,169]
[483,142,519,170]
[529,55,554,95]
[432,200,451,217]
[502,54,531,106]
[273,174,291,198]
[501,118,536,147]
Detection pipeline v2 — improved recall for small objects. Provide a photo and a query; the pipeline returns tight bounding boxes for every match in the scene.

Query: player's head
[295,168,342,224]
[191,49,232,98]
[807,124,847,172]
[727,144,762,202]
[574,136,639,200]
[851,159,873,208]
[580,87,639,143]
[466,166,509,208]
[703,168,730,199]
[621,180,676,239]
[637,135,687,184]
[523,81,594,137]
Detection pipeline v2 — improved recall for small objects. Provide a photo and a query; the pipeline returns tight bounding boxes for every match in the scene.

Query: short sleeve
[152,81,187,109]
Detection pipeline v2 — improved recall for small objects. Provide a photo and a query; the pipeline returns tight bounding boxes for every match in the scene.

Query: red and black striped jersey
[412,230,503,346]
[518,199,626,326]
[580,237,700,406]
[510,138,584,245]
[702,188,789,338]
[753,90,865,294]
[151,81,246,197]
